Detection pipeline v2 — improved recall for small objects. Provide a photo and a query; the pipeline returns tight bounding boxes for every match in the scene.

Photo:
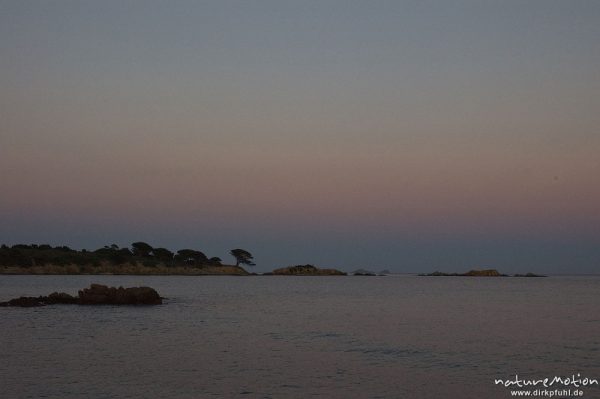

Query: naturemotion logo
[495,374,598,397]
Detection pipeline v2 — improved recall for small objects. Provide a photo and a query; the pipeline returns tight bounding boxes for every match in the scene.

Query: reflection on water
[1,275,599,398]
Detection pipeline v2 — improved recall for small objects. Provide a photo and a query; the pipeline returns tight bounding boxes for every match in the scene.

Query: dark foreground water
[1,275,599,399]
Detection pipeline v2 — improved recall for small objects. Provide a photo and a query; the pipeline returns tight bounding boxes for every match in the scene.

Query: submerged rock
[0,292,77,307]
[0,284,162,307]
[0,296,46,307]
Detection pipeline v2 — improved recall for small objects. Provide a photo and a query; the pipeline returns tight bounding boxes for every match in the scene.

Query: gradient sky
[1,1,599,273]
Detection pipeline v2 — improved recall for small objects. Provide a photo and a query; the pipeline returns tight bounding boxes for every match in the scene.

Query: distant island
[264,264,346,276]
[419,269,546,277]
[352,269,389,276]
[0,242,252,275]
[513,273,548,277]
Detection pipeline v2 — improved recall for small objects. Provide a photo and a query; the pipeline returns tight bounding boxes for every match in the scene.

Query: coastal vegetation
[229,248,255,267]
[0,243,345,276]
[0,244,547,277]
[0,243,250,275]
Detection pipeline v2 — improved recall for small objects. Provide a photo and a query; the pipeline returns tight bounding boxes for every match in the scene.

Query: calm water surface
[1,275,599,398]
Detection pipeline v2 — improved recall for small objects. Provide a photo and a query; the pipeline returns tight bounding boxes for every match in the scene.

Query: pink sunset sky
[1,1,599,272]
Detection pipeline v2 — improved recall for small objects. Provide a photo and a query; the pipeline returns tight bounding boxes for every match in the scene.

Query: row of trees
[0,243,255,269]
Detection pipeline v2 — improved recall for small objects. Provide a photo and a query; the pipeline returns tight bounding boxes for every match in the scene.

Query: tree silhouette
[153,247,174,262]
[229,249,255,267]
[209,256,222,266]
[175,249,208,266]
[131,242,153,257]
[0,242,238,270]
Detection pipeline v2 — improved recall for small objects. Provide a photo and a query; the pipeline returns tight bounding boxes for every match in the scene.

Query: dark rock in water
[78,284,162,305]
[1,284,162,307]
[513,273,547,277]
[0,292,77,307]
[0,296,46,307]
[46,292,78,304]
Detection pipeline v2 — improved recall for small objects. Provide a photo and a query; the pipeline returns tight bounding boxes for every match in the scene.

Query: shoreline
[0,264,251,276]
[0,263,348,276]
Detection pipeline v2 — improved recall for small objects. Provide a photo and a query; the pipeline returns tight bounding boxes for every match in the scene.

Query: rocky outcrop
[0,296,46,307]
[267,264,347,276]
[46,292,78,304]
[420,269,507,277]
[78,284,162,305]
[463,269,504,277]
[0,284,162,307]
[353,269,377,276]
[420,269,548,277]
[0,292,78,307]
[513,273,547,277]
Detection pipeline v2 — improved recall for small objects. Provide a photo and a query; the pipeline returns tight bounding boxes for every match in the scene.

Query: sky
[1,1,599,273]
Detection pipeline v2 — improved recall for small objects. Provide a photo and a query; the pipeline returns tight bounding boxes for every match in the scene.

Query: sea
[1,275,599,399]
